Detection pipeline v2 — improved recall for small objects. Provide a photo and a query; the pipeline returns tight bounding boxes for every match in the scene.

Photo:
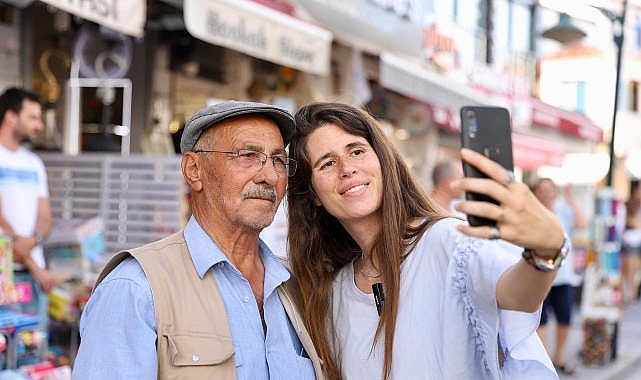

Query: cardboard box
[45,217,105,261]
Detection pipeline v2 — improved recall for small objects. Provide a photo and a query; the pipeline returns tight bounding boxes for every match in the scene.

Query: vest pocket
[165,332,234,366]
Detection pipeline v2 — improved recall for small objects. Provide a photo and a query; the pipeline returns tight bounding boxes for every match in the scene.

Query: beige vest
[96,231,324,379]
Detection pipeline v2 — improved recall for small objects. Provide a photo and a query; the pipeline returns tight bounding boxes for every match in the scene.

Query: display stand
[0,286,47,370]
[579,188,624,366]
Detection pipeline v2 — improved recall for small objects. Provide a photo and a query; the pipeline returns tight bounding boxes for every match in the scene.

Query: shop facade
[295,0,604,189]
[2,0,605,185]
[0,0,339,263]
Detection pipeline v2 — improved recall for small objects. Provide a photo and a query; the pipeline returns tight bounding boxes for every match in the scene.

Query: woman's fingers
[453,148,565,252]
[460,148,514,186]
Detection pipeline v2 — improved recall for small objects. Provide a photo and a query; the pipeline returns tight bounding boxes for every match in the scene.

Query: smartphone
[459,106,514,227]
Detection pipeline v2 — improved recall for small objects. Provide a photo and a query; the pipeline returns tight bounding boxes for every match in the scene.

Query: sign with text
[40,0,146,38]
[184,0,332,75]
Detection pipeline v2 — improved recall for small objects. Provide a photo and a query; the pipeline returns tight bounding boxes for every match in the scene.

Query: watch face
[549,233,571,269]
[521,233,570,272]
[559,234,571,258]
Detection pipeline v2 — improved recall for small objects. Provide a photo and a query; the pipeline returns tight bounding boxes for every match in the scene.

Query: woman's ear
[181,152,203,192]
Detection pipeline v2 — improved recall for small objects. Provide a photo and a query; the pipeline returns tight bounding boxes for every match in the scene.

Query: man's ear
[181,152,203,192]
[2,109,17,127]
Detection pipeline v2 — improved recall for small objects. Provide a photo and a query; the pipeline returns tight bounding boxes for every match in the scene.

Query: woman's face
[305,123,383,226]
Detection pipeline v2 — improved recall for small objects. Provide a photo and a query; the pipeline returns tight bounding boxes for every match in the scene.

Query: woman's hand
[451,148,564,258]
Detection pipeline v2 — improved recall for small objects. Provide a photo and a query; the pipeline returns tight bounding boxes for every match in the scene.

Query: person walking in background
[533,178,587,377]
[0,87,58,334]
[287,101,569,379]
[621,179,641,304]
[72,101,323,379]
[430,157,465,216]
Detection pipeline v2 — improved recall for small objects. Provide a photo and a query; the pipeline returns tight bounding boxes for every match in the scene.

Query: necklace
[359,267,381,279]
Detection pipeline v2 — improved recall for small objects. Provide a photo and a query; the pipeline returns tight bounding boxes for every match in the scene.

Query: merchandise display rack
[0,236,49,374]
[579,188,624,366]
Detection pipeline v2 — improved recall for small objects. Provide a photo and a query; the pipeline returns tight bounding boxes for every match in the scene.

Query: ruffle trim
[453,236,494,377]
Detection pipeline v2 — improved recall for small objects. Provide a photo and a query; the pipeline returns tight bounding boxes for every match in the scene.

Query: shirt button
[218,262,224,268]
[243,295,250,303]
[192,354,200,362]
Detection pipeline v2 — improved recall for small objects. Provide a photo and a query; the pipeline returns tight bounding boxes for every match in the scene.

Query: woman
[287,102,566,379]
[621,180,641,303]
[533,178,586,376]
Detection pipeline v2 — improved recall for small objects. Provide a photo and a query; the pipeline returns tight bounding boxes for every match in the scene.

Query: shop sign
[467,64,533,131]
[39,0,146,38]
[422,23,459,70]
[296,0,427,56]
[184,0,332,76]
[379,52,487,131]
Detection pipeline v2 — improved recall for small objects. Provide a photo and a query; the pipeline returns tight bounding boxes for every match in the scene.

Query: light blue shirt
[72,216,315,379]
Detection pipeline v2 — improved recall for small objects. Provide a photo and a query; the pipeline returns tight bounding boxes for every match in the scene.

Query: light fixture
[625,149,641,179]
[542,13,587,44]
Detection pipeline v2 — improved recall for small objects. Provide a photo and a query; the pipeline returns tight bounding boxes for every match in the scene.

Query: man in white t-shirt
[0,87,57,334]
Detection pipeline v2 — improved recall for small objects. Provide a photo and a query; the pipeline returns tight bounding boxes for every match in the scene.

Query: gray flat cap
[180,100,296,153]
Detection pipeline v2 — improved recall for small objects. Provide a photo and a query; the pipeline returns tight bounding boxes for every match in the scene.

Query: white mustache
[243,187,277,202]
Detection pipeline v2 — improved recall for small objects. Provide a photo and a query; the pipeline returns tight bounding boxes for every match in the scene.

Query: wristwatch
[33,233,45,246]
[521,233,571,272]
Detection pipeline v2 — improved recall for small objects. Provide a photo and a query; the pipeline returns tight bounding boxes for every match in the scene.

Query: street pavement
[548,299,641,380]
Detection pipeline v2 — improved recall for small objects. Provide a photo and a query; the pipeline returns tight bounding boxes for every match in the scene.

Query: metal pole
[606,0,627,187]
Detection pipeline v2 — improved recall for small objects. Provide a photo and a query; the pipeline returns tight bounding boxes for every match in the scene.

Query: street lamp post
[594,0,628,187]
[541,1,628,187]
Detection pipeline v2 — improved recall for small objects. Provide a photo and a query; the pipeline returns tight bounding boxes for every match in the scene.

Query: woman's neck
[341,214,381,253]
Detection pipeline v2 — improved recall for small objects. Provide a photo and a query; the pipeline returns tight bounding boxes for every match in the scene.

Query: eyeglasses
[193,149,298,177]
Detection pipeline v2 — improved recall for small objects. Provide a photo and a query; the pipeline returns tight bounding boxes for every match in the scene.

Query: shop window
[168,31,226,82]
[0,4,17,25]
[559,80,586,114]
[629,80,639,112]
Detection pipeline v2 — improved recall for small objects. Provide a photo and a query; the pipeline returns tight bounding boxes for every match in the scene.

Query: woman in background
[621,180,641,303]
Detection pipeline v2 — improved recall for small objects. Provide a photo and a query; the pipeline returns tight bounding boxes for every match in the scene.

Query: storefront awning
[512,134,565,170]
[39,0,146,38]
[379,52,490,124]
[183,0,332,76]
[296,0,426,56]
[532,99,603,142]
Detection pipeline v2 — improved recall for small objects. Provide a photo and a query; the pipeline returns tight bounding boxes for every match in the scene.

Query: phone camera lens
[466,111,477,138]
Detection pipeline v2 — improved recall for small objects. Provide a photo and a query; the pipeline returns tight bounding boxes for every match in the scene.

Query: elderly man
[73,101,323,379]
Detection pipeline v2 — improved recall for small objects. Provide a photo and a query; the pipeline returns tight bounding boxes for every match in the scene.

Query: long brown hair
[287,102,447,380]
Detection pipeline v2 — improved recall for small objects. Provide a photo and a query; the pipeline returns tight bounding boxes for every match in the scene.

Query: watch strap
[521,233,571,272]
[34,233,45,246]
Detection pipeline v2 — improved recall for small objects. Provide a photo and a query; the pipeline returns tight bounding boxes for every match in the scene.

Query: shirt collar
[183,215,290,284]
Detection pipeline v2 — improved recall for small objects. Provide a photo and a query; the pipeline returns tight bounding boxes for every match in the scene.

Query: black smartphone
[459,106,514,227]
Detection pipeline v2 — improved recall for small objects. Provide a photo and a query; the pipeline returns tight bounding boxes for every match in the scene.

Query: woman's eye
[320,159,336,170]
[351,148,365,157]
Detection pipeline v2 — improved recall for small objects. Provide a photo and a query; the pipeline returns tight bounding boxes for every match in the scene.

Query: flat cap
[180,100,296,153]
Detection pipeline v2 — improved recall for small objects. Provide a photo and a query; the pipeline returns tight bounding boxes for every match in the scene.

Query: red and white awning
[532,99,603,142]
